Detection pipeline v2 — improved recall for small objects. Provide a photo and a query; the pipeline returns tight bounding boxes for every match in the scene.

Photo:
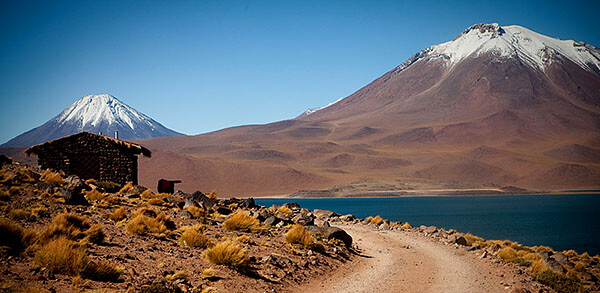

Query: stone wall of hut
[35,134,138,185]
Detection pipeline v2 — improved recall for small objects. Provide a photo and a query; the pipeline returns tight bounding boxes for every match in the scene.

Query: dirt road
[293,224,543,293]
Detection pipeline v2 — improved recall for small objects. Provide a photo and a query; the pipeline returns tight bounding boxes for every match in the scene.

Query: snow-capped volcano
[407,23,600,73]
[2,94,182,147]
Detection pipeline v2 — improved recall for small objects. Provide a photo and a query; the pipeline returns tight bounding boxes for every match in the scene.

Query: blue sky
[1,0,599,144]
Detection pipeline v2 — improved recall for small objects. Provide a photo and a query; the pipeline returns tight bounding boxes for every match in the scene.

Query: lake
[256,194,600,255]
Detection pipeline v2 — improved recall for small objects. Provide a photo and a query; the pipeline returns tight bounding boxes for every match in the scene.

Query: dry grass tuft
[110,207,128,222]
[126,208,176,237]
[498,247,518,261]
[166,271,187,281]
[532,245,553,253]
[72,275,91,288]
[234,234,251,244]
[223,212,263,232]
[147,198,166,206]
[529,259,549,276]
[40,169,65,185]
[140,189,155,200]
[41,212,91,242]
[206,190,218,200]
[95,181,121,193]
[285,224,314,248]
[84,189,105,201]
[34,237,87,275]
[202,240,249,269]
[83,224,105,245]
[202,287,218,293]
[8,208,32,221]
[401,222,413,229]
[201,268,217,280]
[118,183,136,194]
[276,206,293,217]
[0,218,38,255]
[188,205,208,219]
[180,225,211,248]
[0,189,10,201]
[463,233,483,246]
[81,259,124,282]
[366,215,384,225]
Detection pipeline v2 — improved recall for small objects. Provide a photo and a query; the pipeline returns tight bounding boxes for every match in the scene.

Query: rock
[215,206,232,215]
[313,209,340,219]
[465,245,480,251]
[255,209,270,221]
[579,271,596,282]
[242,198,256,208]
[292,214,314,226]
[132,185,148,194]
[264,216,279,226]
[379,223,390,230]
[423,225,438,234]
[479,250,488,259]
[283,202,301,211]
[340,214,355,222]
[125,193,140,199]
[177,211,192,219]
[487,243,501,254]
[305,225,321,233]
[550,252,568,265]
[61,176,90,205]
[0,155,12,166]
[183,200,199,210]
[140,280,183,293]
[322,227,353,248]
[187,191,215,209]
[448,235,468,246]
[543,258,565,273]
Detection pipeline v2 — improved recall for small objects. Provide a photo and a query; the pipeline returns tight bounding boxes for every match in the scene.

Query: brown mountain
[6,23,600,196]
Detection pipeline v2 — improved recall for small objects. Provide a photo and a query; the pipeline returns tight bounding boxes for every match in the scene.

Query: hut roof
[25,132,152,158]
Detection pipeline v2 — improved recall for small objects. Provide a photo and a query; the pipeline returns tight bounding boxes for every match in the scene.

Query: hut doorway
[70,154,100,180]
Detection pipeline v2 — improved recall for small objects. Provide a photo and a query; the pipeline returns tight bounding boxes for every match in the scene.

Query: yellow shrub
[202,287,218,293]
[365,216,373,223]
[109,207,128,222]
[206,190,218,200]
[276,206,293,217]
[498,247,518,261]
[40,169,65,185]
[85,189,105,201]
[234,235,251,244]
[0,218,38,255]
[126,208,176,237]
[563,250,578,258]
[118,183,136,194]
[284,224,314,248]
[533,245,553,253]
[83,224,105,244]
[180,225,211,248]
[529,259,549,276]
[401,222,413,229]
[464,233,483,246]
[81,259,124,282]
[201,240,249,269]
[8,208,32,221]
[222,212,263,232]
[34,237,87,275]
[201,268,217,280]
[166,271,187,281]
[369,215,383,225]
[41,212,91,242]
[188,206,207,219]
[140,189,155,200]
[148,198,166,206]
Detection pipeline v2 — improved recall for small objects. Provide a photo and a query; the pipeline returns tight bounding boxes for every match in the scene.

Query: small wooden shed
[25,132,151,184]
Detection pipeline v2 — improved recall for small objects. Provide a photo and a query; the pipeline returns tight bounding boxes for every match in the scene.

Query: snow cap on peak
[421,23,600,73]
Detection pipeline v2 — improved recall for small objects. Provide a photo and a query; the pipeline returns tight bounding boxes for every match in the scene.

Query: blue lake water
[256,194,600,255]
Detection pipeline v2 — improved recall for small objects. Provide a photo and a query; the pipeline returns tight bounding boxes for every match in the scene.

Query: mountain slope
[3,94,182,147]
[133,23,600,195]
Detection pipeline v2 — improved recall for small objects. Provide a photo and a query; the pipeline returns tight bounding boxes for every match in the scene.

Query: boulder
[182,200,199,210]
[264,216,279,226]
[177,211,192,219]
[448,235,468,246]
[188,191,215,209]
[283,202,301,211]
[423,225,438,234]
[322,227,353,248]
[62,175,90,205]
[215,206,232,215]
[543,258,565,273]
[550,252,568,265]
[255,209,270,221]
[465,245,480,251]
[305,225,321,234]
[242,198,256,208]
[313,209,340,219]
[340,214,355,222]
[379,223,390,230]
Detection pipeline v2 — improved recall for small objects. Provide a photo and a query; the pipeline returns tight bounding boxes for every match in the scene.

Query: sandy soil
[293,224,547,293]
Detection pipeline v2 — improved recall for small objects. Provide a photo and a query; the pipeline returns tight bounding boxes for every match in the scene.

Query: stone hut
[25,132,151,184]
